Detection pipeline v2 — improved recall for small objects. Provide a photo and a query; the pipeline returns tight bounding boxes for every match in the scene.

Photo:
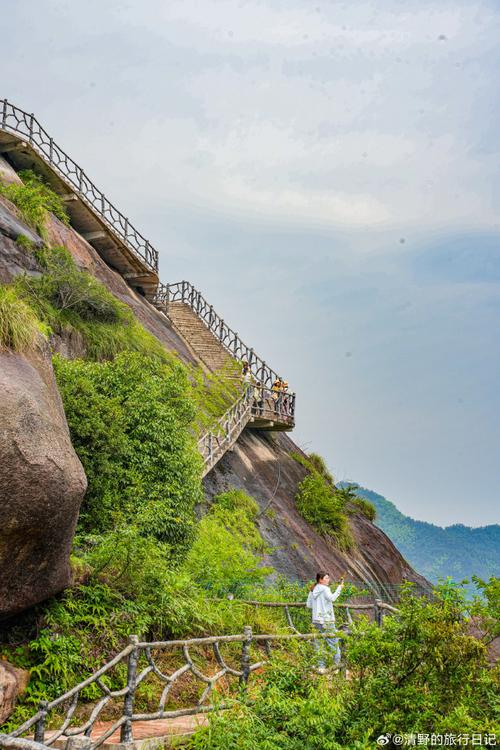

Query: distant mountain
[343,484,499,596]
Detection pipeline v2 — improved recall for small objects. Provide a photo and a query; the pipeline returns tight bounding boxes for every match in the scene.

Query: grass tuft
[0,284,42,352]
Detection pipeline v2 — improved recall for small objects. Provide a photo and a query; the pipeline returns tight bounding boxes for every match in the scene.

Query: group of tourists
[241,362,293,419]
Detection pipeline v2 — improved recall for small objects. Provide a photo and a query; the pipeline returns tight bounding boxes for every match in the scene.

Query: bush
[190,580,500,749]
[0,169,69,237]
[349,495,377,522]
[0,284,42,352]
[184,489,272,596]
[53,351,203,554]
[307,452,335,485]
[16,234,37,252]
[26,245,128,324]
[189,359,243,434]
[295,473,355,551]
[15,245,172,362]
[189,651,348,750]
[290,451,334,485]
[339,580,500,741]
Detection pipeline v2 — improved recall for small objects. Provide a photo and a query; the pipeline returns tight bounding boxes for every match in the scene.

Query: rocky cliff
[0,153,431,620]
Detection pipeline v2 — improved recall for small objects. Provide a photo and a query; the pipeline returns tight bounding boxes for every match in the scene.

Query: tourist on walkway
[306,571,344,673]
[242,361,252,382]
[272,378,283,416]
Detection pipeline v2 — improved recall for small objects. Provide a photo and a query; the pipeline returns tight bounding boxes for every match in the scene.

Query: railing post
[208,433,213,463]
[240,625,252,688]
[49,137,53,162]
[120,635,139,744]
[2,99,8,127]
[165,283,170,315]
[181,280,186,301]
[34,700,49,743]
[374,598,383,627]
[28,113,34,143]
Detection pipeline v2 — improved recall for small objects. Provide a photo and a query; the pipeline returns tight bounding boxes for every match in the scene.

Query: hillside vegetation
[1,167,498,748]
[348,484,499,596]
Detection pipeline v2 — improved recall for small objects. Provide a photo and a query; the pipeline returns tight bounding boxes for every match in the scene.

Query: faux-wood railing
[155,281,294,394]
[0,599,398,750]
[0,99,158,274]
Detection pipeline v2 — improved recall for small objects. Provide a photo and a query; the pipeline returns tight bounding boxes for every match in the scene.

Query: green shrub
[189,651,348,750]
[0,284,42,352]
[53,351,203,554]
[348,495,377,522]
[190,580,500,749]
[307,452,335,485]
[291,452,356,550]
[0,169,69,237]
[27,245,127,323]
[16,245,173,362]
[16,234,37,252]
[184,489,272,596]
[295,473,355,551]
[80,527,218,637]
[290,451,334,484]
[340,579,499,741]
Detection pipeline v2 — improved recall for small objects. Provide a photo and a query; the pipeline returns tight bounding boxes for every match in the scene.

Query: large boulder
[0,661,29,724]
[0,348,87,618]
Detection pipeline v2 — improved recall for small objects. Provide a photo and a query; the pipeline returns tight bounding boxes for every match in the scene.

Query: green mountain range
[346,484,499,596]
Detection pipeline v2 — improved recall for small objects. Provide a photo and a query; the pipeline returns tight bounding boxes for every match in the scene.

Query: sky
[3,0,499,527]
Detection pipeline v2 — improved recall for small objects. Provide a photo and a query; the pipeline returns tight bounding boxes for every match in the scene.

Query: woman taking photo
[306,571,345,673]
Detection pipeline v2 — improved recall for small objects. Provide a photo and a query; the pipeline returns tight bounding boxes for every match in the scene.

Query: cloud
[3,0,500,525]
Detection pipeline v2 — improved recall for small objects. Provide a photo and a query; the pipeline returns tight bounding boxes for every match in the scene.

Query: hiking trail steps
[0,98,295,478]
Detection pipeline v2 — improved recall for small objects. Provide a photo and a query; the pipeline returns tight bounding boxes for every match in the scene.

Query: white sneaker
[315,667,327,675]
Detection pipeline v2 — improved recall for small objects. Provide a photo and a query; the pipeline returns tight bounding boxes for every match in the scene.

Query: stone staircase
[0,99,296,478]
[168,302,234,373]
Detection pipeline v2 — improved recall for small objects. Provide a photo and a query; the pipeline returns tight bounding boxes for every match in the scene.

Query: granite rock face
[0,348,87,619]
[0,661,29,724]
[204,430,433,601]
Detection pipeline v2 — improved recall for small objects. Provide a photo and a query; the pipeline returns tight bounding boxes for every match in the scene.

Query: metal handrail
[0,99,158,273]
[155,281,293,391]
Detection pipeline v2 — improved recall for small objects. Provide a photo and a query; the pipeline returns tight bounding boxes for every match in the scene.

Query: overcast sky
[4,0,499,527]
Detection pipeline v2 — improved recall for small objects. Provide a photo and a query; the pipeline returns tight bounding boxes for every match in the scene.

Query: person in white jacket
[306,571,344,672]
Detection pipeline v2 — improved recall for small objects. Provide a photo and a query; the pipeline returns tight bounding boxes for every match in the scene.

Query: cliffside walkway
[0,99,296,475]
[0,100,159,299]
[0,599,398,750]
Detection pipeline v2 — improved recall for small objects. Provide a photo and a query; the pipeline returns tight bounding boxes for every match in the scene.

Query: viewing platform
[0,99,296,476]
